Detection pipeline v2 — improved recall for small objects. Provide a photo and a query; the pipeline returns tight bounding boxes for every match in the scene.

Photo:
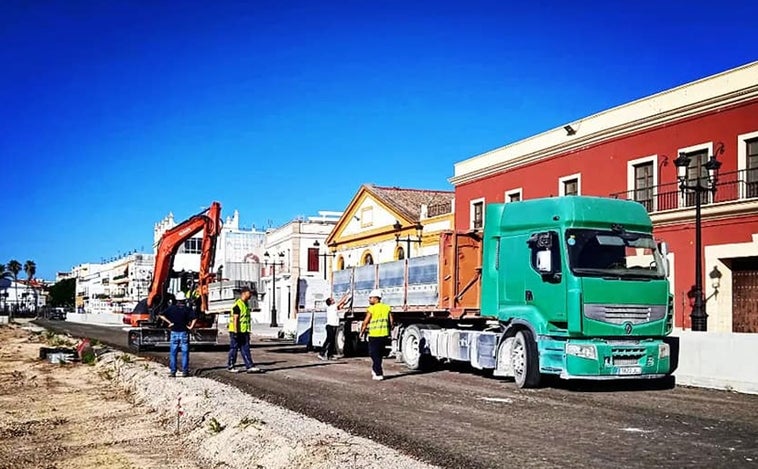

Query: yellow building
[326,184,454,272]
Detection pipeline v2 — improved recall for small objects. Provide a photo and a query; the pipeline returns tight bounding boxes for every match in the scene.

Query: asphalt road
[36,319,758,468]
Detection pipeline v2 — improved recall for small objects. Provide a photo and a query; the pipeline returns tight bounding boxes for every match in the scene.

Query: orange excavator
[126,202,223,350]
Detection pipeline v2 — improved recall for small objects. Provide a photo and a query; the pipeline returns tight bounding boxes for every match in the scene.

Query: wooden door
[733,269,758,333]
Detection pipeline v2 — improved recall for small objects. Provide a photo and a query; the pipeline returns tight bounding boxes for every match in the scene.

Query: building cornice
[652,199,758,227]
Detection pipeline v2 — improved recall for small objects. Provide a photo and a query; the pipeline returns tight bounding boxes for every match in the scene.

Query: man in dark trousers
[158,292,197,378]
[318,294,349,361]
[360,289,393,381]
[227,286,261,373]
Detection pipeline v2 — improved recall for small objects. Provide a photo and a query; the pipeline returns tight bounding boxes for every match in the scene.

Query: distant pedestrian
[319,294,349,361]
[360,289,393,381]
[227,286,261,373]
[158,292,197,378]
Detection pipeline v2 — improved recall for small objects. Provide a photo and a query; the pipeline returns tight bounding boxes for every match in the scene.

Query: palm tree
[7,260,22,317]
[0,265,11,313]
[24,260,37,313]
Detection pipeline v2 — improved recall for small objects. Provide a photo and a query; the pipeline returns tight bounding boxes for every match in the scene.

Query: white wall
[673,330,758,395]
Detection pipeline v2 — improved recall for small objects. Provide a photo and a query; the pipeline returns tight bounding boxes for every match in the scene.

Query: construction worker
[318,293,350,361]
[158,291,197,378]
[227,286,261,373]
[360,289,393,381]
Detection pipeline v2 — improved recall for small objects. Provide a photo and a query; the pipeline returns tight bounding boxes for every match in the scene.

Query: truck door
[522,231,567,325]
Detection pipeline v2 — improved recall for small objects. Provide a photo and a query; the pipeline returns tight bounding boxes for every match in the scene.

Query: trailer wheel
[512,330,541,388]
[401,326,427,371]
[335,326,347,356]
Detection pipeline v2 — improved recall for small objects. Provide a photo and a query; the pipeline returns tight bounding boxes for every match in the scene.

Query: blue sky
[1,0,756,279]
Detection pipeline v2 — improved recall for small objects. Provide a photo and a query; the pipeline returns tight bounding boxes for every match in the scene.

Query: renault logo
[624,322,633,335]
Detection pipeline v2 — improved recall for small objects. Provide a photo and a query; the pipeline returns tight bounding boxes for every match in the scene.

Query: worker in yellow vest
[360,289,393,381]
[227,286,261,373]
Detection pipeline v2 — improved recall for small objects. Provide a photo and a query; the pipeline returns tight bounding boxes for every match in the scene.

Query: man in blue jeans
[159,292,197,378]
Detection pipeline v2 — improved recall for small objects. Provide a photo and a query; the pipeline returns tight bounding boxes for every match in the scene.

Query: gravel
[98,350,438,469]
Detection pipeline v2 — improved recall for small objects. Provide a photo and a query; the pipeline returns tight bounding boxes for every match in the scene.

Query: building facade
[258,211,342,325]
[450,61,758,332]
[326,183,454,272]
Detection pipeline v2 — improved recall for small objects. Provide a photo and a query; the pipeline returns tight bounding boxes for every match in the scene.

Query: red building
[450,61,758,332]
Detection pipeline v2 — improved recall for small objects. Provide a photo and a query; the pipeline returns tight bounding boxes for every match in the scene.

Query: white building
[0,279,46,312]
[74,254,155,314]
[257,211,342,325]
[154,208,266,276]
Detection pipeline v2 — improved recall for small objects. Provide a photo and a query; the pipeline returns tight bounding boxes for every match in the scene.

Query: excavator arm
[147,202,222,317]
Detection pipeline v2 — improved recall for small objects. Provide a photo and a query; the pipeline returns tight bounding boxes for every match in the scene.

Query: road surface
[36,319,758,468]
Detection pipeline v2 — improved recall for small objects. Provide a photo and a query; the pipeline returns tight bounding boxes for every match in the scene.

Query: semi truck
[307,196,678,388]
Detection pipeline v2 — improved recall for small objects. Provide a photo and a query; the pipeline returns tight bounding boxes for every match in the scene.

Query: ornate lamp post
[392,221,423,259]
[264,251,285,328]
[313,240,335,280]
[673,144,723,331]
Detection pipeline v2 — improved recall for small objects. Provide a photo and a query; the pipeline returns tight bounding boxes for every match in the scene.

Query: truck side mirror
[657,241,671,278]
[536,250,552,273]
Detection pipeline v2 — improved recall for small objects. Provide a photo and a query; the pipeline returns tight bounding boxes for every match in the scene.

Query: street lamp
[313,240,335,280]
[673,143,723,331]
[393,220,424,259]
[264,251,285,328]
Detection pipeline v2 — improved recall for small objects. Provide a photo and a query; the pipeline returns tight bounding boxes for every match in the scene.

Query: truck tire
[512,330,541,388]
[335,325,347,356]
[401,325,427,371]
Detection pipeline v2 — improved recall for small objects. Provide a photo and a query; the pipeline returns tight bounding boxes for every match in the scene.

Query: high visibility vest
[367,303,391,337]
[228,298,250,333]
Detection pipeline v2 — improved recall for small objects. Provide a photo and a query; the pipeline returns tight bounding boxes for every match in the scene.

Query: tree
[7,260,21,317]
[48,278,75,308]
[0,265,11,313]
[23,260,37,312]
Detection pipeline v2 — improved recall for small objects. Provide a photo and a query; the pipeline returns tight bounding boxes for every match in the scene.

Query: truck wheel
[335,326,347,356]
[401,326,426,371]
[512,330,541,388]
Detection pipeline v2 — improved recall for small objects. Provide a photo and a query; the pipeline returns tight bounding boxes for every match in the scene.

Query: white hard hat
[369,289,382,299]
[175,291,186,301]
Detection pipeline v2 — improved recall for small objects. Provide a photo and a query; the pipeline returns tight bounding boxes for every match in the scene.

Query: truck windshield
[565,229,665,279]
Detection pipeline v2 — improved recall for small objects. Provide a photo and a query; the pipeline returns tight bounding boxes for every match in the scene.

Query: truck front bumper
[538,338,672,380]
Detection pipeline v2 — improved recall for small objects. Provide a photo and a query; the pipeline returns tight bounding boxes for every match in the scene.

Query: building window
[395,245,405,260]
[739,131,758,199]
[184,238,202,254]
[336,256,345,270]
[470,198,485,230]
[307,248,319,272]
[361,206,374,228]
[684,149,710,207]
[361,251,374,265]
[558,173,581,196]
[505,188,522,203]
[625,155,658,211]
[633,161,654,211]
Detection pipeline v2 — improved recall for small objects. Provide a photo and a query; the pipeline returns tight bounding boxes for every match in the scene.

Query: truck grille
[611,346,646,366]
[584,304,667,325]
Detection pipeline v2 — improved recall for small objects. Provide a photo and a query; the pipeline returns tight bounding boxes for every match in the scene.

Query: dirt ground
[0,324,201,469]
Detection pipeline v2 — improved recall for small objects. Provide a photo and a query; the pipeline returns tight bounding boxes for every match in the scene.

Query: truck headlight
[659,343,670,359]
[566,343,597,360]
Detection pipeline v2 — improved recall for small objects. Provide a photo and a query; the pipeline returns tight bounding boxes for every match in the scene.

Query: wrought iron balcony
[610,168,758,213]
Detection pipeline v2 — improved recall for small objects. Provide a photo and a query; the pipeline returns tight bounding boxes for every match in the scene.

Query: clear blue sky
[1,0,756,279]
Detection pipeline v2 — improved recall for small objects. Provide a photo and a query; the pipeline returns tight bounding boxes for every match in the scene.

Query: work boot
[227,366,239,373]
[246,366,262,373]
[317,354,327,361]
[178,371,189,378]
[372,375,384,381]
[168,371,176,378]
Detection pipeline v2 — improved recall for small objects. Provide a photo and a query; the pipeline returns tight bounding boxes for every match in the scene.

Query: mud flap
[493,336,515,377]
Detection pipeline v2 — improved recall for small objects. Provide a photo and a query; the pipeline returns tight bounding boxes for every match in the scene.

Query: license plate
[617,366,642,375]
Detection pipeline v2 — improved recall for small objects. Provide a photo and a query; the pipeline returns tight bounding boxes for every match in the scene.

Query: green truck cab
[482,196,675,387]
